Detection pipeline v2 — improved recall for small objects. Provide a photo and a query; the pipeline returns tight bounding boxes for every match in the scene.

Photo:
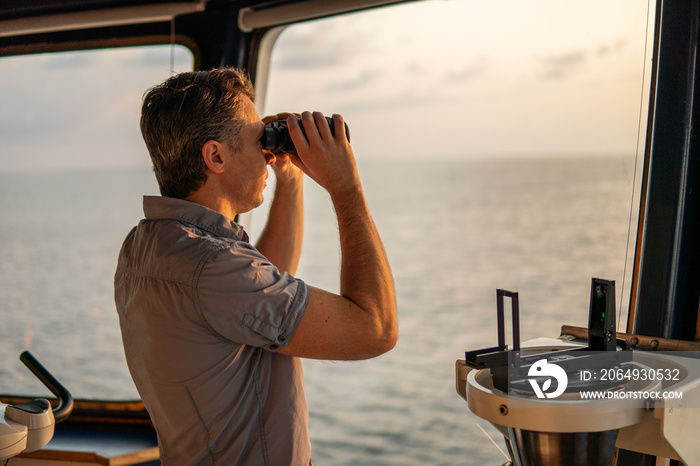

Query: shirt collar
[142,195,249,243]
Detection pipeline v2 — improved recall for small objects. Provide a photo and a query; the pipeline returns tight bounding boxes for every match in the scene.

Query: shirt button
[270,344,279,350]
[278,334,286,342]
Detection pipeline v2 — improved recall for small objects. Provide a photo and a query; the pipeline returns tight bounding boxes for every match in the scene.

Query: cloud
[272,22,369,69]
[597,38,628,57]
[273,40,346,68]
[404,62,427,76]
[41,51,95,70]
[538,38,628,80]
[120,45,192,69]
[444,58,488,83]
[323,69,380,92]
[539,50,587,79]
[337,88,436,114]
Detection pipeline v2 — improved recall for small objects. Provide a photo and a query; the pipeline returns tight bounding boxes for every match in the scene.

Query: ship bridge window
[251,0,652,463]
[0,45,193,400]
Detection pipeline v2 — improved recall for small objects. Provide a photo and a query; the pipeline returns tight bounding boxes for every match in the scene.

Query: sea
[0,154,639,465]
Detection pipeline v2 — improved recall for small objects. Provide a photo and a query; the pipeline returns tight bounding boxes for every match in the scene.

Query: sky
[0,0,654,172]
[263,0,654,159]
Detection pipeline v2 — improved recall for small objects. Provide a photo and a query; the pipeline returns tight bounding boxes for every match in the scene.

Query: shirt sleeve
[194,242,309,351]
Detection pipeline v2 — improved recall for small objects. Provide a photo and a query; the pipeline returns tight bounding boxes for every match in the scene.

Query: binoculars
[260,116,350,155]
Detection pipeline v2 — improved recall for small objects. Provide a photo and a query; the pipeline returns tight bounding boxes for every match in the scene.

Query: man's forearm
[274,111,397,360]
[332,186,397,347]
[255,177,304,275]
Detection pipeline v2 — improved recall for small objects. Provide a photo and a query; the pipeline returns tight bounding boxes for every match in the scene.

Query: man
[114,67,397,465]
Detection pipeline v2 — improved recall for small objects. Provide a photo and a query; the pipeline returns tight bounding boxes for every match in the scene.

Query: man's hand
[286,111,361,198]
[261,113,304,187]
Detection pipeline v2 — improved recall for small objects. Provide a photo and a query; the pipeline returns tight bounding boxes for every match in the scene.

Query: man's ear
[201,140,225,174]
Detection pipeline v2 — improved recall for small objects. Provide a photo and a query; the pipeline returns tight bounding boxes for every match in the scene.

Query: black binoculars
[260,116,350,155]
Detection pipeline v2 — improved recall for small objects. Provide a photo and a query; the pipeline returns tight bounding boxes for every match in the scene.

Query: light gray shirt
[114,196,311,465]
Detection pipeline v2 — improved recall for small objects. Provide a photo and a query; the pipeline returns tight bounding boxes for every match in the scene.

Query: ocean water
[0,154,638,465]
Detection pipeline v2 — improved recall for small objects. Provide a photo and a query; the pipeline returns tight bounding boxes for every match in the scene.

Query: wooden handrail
[561,325,700,351]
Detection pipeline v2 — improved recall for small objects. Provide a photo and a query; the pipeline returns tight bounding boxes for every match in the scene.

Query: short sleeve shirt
[114,196,311,465]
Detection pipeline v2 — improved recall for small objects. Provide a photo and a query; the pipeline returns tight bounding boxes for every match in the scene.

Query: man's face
[221,96,275,213]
